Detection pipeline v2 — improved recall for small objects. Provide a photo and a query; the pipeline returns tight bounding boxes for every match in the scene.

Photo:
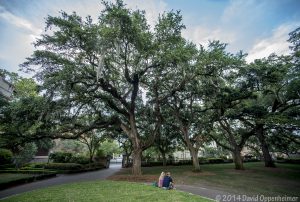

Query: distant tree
[98,139,121,157]
[267,128,300,158]
[79,130,105,164]
[154,123,179,166]
[13,143,37,169]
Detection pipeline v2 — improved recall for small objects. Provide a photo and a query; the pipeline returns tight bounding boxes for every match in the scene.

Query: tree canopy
[1,0,299,175]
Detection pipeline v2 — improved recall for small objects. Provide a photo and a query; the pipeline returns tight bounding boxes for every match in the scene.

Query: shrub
[142,161,168,167]
[70,155,90,165]
[44,163,83,170]
[31,163,47,168]
[49,152,73,163]
[84,163,105,169]
[198,157,209,164]
[0,170,56,174]
[277,158,300,164]
[173,160,193,166]
[224,158,233,163]
[49,152,91,165]
[23,162,47,169]
[0,171,56,189]
[207,158,224,164]
[243,158,260,163]
[0,148,13,165]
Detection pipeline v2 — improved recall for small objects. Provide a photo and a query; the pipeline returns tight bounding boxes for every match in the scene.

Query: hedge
[276,158,300,164]
[49,152,73,163]
[44,163,83,170]
[49,152,90,164]
[0,172,56,190]
[0,170,56,175]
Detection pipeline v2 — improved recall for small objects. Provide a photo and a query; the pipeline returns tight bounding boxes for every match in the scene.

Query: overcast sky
[0,0,299,77]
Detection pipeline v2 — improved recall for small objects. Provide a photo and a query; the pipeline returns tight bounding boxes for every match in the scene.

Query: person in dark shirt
[162,172,174,189]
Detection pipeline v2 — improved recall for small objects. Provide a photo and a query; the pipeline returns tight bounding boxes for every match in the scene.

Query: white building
[0,76,14,99]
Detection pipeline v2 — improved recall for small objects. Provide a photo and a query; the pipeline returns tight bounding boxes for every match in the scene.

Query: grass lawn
[1,180,212,202]
[110,162,300,197]
[0,173,36,184]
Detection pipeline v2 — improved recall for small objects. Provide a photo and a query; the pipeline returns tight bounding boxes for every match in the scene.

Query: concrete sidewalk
[175,184,234,201]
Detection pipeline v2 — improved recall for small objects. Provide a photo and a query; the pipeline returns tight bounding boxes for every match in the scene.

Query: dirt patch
[107,175,157,182]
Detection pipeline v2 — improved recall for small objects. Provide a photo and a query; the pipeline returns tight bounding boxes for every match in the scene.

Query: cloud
[0,5,42,35]
[0,6,41,77]
[0,0,168,77]
[221,0,262,24]
[125,0,168,29]
[182,0,266,52]
[0,31,36,72]
[182,25,236,48]
[246,22,299,62]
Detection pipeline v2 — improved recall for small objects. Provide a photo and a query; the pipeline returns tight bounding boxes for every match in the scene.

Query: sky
[0,0,300,77]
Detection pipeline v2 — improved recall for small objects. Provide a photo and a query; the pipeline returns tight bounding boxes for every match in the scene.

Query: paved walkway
[175,184,234,201]
[1,164,236,201]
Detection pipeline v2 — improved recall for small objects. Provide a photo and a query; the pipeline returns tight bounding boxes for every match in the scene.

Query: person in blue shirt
[162,172,174,189]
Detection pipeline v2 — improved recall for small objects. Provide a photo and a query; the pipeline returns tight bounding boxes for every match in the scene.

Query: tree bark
[256,124,276,168]
[132,148,142,176]
[162,153,167,167]
[189,148,201,172]
[232,148,244,170]
[179,123,201,172]
[120,114,144,175]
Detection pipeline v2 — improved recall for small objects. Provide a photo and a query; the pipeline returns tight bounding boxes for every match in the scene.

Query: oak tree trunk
[232,149,244,170]
[189,148,201,172]
[257,125,276,168]
[162,153,167,167]
[132,148,142,176]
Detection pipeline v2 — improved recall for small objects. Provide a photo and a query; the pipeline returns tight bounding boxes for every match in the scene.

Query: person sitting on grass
[162,172,174,189]
[158,172,165,188]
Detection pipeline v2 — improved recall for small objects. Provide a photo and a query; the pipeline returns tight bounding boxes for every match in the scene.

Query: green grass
[116,162,300,196]
[1,181,212,202]
[0,173,36,184]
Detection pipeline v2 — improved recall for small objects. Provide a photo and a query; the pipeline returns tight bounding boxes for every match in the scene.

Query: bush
[0,172,56,189]
[0,149,13,165]
[22,162,47,169]
[84,163,105,169]
[49,152,73,163]
[277,158,300,164]
[49,152,91,165]
[207,158,225,164]
[174,160,193,166]
[71,155,90,165]
[0,169,56,174]
[243,158,260,163]
[198,157,209,164]
[44,163,83,170]
[224,159,233,163]
[142,161,169,167]
[31,163,47,168]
